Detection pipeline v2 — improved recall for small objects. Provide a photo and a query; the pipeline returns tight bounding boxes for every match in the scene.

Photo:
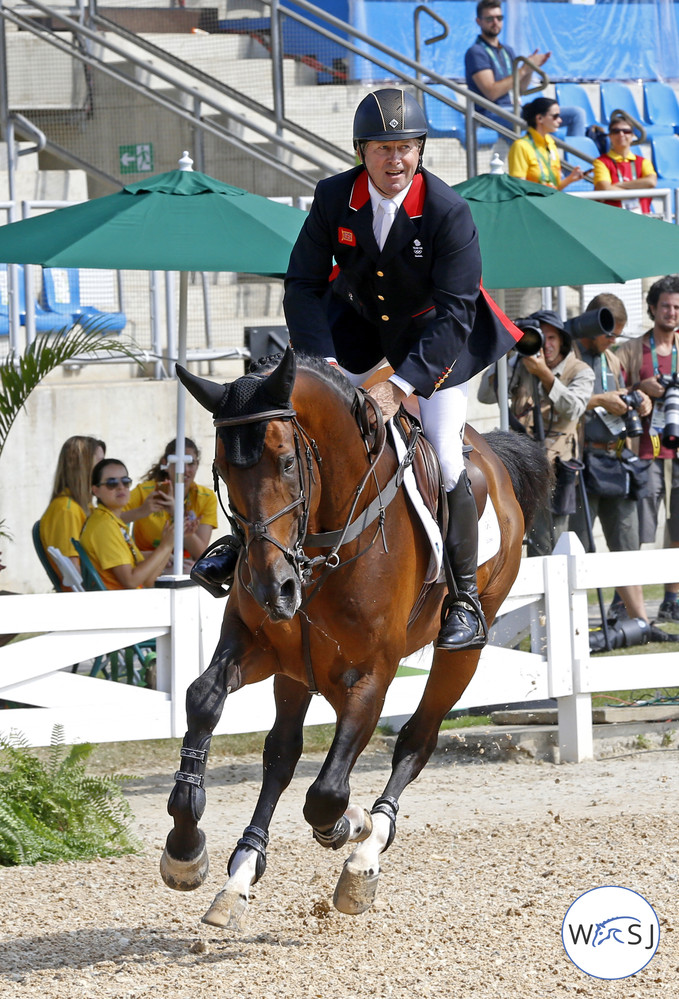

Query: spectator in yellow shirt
[80,458,174,590]
[126,438,217,570]
[593,111,657,214]
[39,435,106,585]
[508,97,583,190]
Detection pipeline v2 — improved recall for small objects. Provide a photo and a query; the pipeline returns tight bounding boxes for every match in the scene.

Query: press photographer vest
[512,352,587,463]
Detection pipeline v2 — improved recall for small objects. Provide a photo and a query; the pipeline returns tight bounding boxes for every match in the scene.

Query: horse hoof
[202,888,248,930]
[160,843,209,892]
[333,860,380,915]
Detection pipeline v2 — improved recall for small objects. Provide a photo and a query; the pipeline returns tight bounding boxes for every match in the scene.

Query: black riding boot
[190,536,241,598]
[436,472,488,652]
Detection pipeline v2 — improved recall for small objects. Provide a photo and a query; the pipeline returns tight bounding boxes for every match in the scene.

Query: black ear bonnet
[214,348,296,468]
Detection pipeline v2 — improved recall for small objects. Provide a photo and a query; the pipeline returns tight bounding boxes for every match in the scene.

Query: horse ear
[262,346,296,406]
[176,364,224,415]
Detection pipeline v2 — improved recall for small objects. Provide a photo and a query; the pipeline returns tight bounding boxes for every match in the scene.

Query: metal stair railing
[1,0,349,190]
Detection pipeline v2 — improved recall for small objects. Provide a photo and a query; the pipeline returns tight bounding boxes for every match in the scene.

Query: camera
[513,319,544,357]
[659,372,679,448]
[620,389,644,438]
[563,307,615,340]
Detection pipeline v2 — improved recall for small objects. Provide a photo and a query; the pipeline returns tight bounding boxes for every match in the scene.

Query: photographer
[478,309,594,555]
[616,276,679,622]
[571,294,653,623]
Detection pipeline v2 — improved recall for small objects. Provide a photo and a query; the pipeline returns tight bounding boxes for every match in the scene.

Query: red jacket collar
[349,170,425,217]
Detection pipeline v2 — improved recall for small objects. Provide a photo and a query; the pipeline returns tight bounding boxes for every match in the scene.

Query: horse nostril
[280,577,298,603]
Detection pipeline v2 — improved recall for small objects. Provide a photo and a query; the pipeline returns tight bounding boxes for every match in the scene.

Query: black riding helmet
[353,88,428,167]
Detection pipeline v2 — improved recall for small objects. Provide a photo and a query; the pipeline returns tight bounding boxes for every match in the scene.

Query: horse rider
[191,88,521,652]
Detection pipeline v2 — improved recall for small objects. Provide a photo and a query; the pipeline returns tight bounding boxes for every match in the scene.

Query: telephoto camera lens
[513,321,544,357]
[661,374,679,448]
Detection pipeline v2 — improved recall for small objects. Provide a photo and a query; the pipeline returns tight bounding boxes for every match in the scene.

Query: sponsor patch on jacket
[338,226,356,246]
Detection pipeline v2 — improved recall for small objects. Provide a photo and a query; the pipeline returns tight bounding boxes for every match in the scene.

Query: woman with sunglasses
[593,111,657,214]
[508,96,584,190]
[80,458,174,590]
[125,438,217,570]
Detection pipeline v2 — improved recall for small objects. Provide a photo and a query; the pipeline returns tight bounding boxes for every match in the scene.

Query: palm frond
[0,325,143,460]
[0,726,142,866]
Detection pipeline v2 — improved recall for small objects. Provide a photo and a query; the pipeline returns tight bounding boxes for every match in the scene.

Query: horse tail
[483,429,554,532]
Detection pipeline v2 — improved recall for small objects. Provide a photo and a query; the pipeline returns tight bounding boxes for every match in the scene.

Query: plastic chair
[649,135,679,187]
[47,547,85,591]
[423,86,499,146]
[41,268,126,334]
[600,81,673,139]
[71,538,156,685]
[32,521,67,591]
[0,264,68,335]
[555,83,605,130]
[644,82,679,135]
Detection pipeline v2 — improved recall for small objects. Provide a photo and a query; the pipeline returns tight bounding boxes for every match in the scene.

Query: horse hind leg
[333,796,397,915]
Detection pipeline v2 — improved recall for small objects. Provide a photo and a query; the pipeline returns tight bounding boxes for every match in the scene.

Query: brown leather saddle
[394,410,488,534]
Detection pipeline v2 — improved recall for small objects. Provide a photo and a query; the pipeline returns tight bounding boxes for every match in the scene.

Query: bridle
[211,385,420,692]
[212,406,320,592]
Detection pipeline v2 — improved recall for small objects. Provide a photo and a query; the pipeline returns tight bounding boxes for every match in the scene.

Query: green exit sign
[119,143,154,174]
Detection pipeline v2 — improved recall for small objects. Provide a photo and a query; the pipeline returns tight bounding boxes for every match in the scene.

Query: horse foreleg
[202,674,311,929]
[334,647,482,915]
[160,632,246,893]
[304,674,386,851]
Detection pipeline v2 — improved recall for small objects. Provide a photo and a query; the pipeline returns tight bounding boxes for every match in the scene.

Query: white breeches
[340,363,467,492]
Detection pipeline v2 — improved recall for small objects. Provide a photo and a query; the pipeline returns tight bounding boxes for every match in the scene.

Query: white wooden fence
[0,534,677,762]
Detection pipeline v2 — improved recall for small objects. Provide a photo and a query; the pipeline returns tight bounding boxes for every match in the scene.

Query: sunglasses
[481,14,503,21]
[546,113,562,120]
[98,476,132,489]
[610,128,633,135]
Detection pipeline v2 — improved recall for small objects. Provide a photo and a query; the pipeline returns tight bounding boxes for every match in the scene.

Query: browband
[214,408,297,428]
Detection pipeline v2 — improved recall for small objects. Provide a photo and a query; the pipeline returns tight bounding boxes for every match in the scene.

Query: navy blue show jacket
[283,165,520,399]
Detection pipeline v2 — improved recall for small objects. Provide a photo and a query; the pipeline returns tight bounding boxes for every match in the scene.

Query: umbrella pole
[172,270,188,576]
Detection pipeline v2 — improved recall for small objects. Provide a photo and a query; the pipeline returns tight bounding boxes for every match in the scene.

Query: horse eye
[282,454,296,474]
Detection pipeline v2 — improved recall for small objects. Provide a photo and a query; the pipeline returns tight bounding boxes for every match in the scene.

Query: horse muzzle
[247,557,302,621]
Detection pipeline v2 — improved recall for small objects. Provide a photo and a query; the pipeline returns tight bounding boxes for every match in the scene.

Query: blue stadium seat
[423,86,499,146]
[555,83,605,130]
[643,82,679,136]
[0,263,67,335]
[650,135,679,188]
[41,267,126,334]
[562,136,600,191]
[600,81,673,139]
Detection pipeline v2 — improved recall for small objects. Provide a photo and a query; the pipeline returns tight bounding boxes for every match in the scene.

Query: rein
[211,384,419,692]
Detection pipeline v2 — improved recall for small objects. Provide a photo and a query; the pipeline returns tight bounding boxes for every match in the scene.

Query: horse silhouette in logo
[592,916,640,947]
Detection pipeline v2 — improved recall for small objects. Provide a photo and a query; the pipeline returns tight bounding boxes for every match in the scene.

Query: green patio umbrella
[453,174,679,289]
[0,154,307,572]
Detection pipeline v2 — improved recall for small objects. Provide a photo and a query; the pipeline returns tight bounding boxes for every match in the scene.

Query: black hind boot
[436,472,488,652]
[190,536,241,598]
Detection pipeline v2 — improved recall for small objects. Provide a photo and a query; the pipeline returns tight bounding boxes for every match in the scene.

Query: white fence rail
[1,535,677,762]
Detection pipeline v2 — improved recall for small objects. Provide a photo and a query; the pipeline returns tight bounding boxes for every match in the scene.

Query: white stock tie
[378,198,398,250]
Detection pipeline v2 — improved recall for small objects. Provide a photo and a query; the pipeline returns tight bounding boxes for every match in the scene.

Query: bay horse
[160,347,550,926]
